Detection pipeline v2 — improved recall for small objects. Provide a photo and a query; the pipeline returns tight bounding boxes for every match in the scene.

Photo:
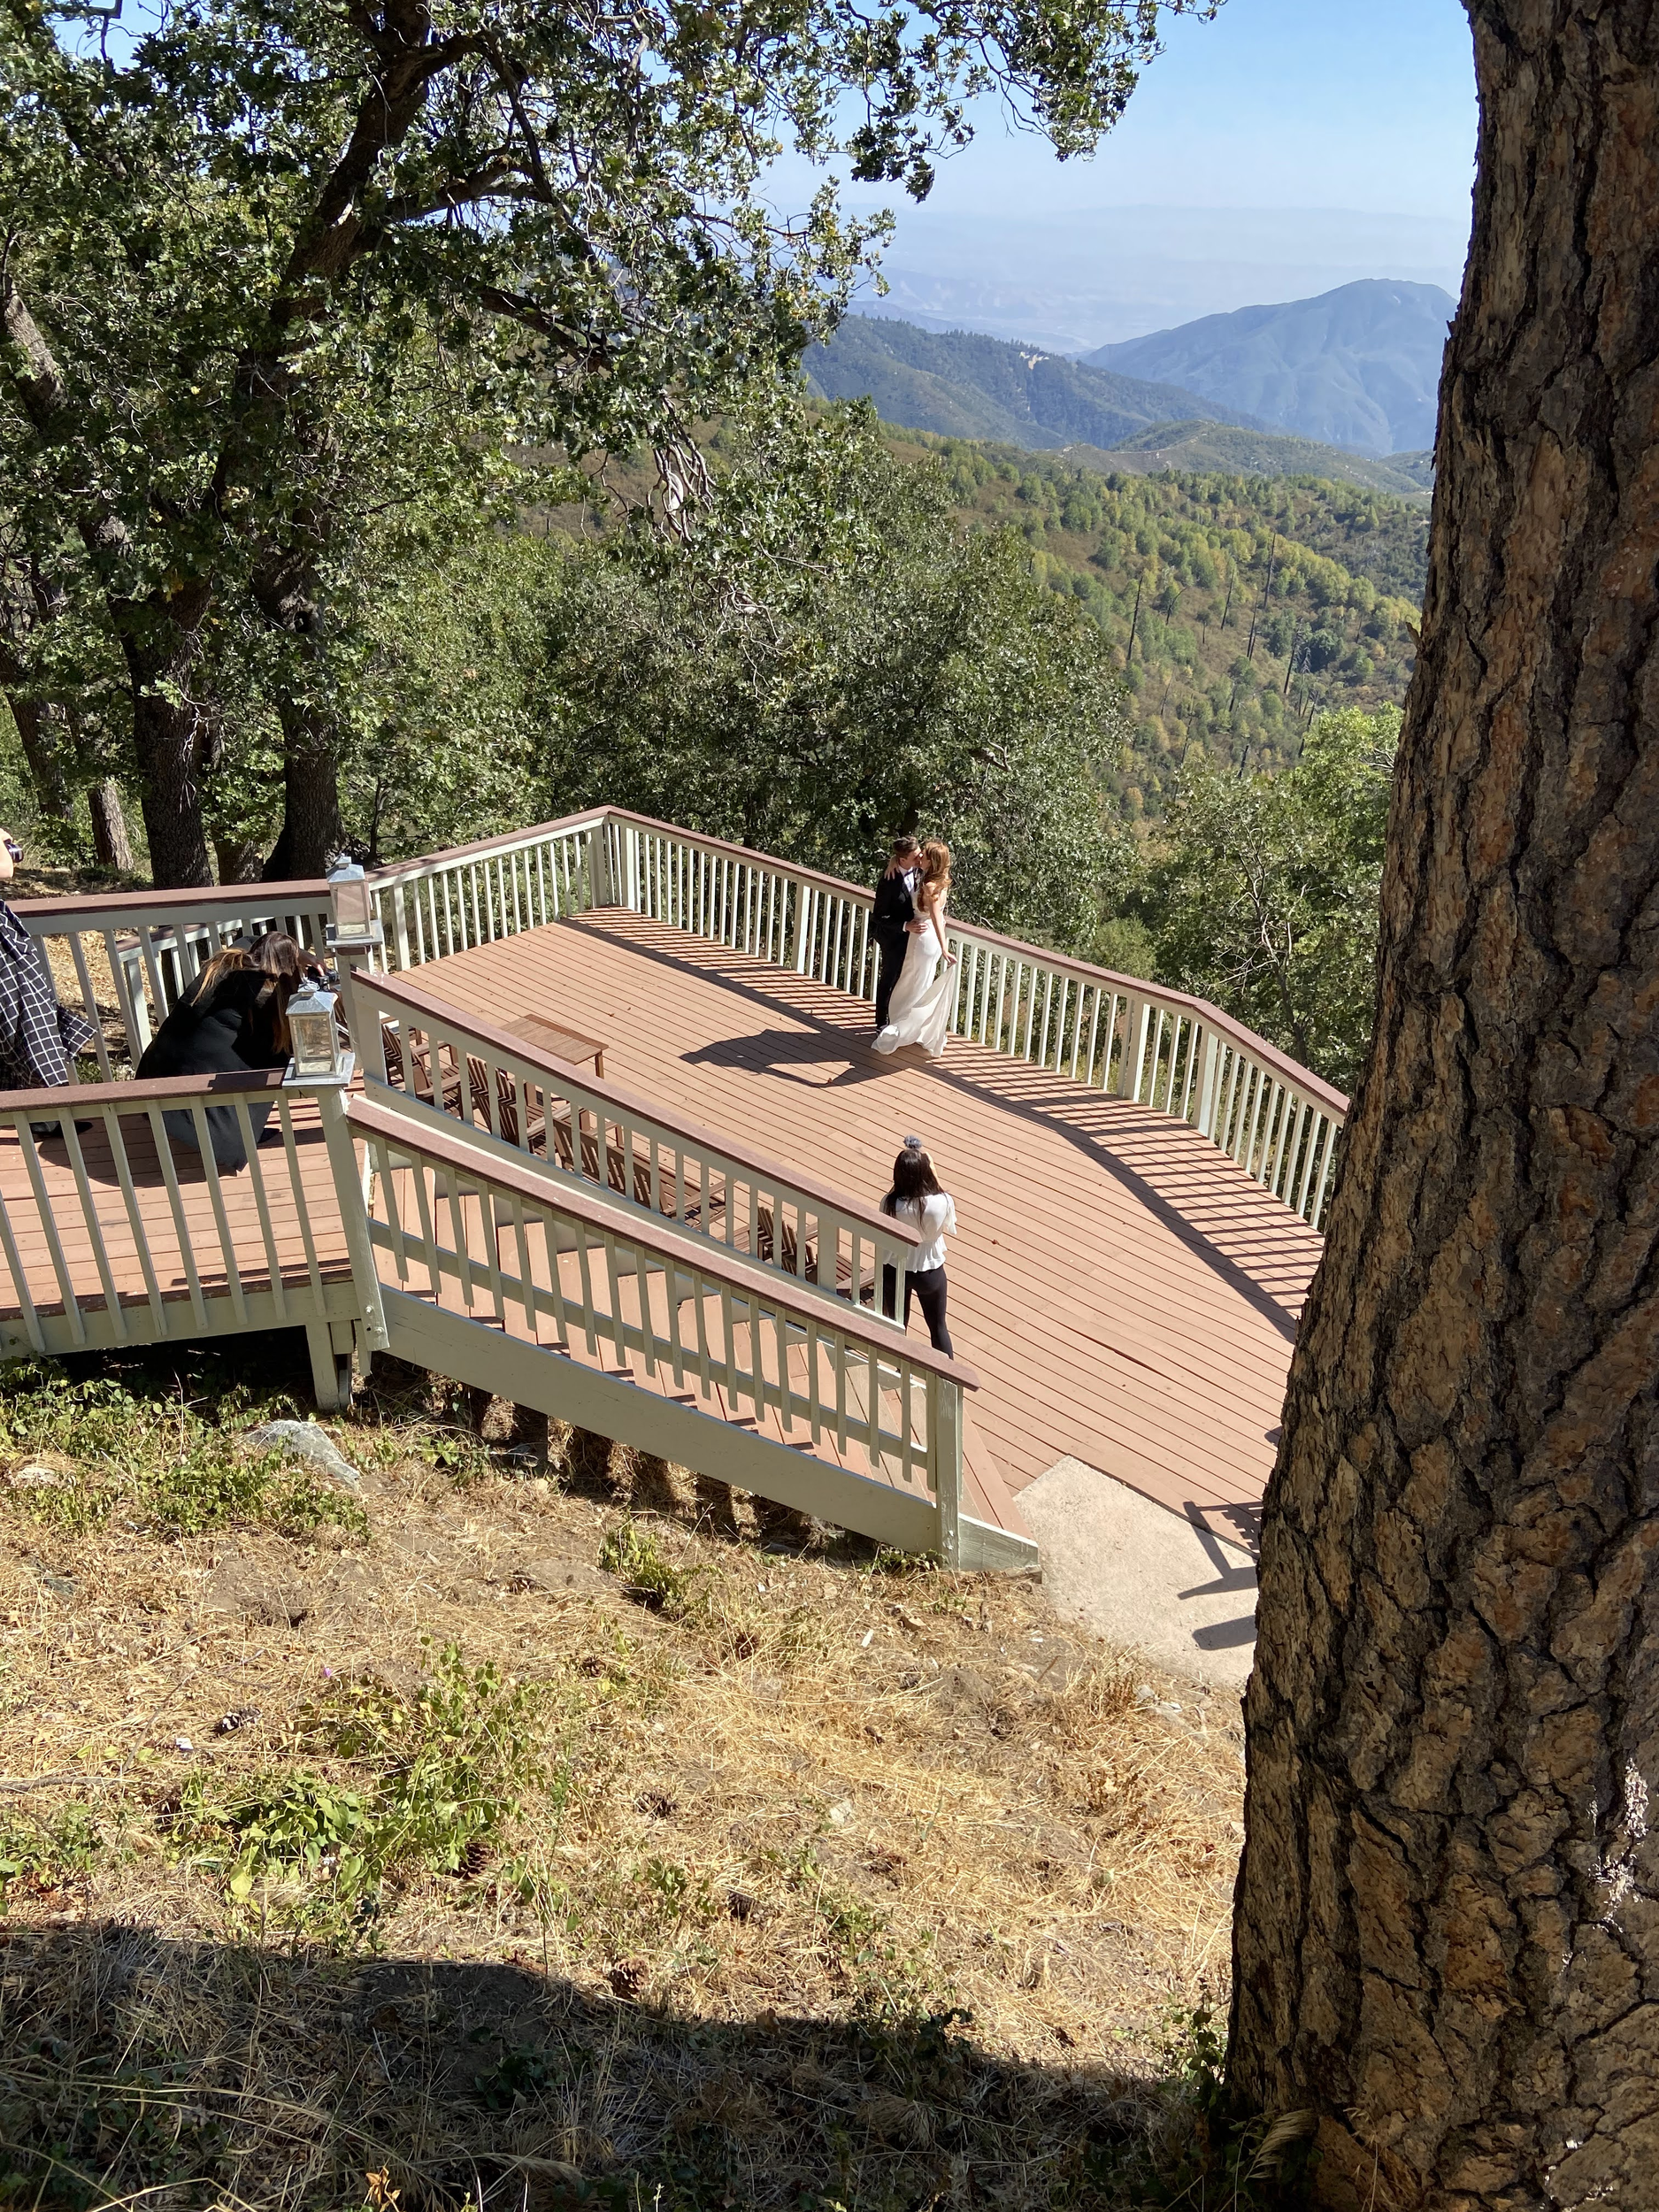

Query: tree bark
[88,779,132,872]
[250,541,342,879]
[1230,8,1659,2208]
[3,690,76,841]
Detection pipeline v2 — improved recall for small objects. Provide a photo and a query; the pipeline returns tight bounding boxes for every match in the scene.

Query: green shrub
[0,1363,366,1541]
[181,1642,549,1908]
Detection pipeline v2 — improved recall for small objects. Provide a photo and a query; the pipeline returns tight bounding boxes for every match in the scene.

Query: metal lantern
[326,853,382,949]
[287,979,345,1081]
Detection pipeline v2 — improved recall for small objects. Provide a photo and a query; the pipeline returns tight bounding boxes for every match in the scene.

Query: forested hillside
[903,433,1426,815]
[806,316,1434,494]
[803,315,1261,449]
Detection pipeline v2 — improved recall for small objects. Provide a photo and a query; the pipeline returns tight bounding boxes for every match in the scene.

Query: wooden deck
[0,1095,356,1342]
[411,910,1323,1550]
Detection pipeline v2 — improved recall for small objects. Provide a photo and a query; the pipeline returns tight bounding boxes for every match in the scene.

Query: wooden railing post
[1118,996,1154,1102]
[1194,1026,1223,1138]
[589,820,614,907]
[934,1382,963,1567]
[314,1084,391,1351]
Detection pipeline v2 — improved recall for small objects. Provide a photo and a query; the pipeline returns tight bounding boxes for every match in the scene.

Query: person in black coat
[871,834,923,1033]
[135,933,303,1170]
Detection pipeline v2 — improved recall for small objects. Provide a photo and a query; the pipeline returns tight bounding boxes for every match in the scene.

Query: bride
[873,840,957,1058]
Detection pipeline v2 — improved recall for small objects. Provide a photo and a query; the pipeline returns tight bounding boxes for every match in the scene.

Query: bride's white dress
[873,907,954,1057]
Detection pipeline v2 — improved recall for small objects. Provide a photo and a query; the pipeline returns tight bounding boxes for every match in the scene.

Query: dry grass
[0,1335,1245,2208]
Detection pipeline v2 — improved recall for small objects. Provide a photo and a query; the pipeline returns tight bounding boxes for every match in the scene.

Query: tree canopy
[2,0,1213,881]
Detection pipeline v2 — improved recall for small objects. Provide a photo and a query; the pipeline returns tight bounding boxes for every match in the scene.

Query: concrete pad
[1020,1455,1258,1690]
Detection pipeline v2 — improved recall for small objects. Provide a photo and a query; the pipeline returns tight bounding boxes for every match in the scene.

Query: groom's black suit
[872,863,919,1029]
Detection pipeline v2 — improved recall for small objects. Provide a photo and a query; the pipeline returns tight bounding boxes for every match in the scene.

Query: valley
[902,431,1427,812]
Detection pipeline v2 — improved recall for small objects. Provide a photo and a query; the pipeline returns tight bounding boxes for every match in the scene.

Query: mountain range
[842,204,1468,353]
[803,312,1435,496]
[1083,280,1455,455]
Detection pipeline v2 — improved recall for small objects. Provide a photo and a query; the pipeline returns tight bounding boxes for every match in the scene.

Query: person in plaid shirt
[0,831,97,1109]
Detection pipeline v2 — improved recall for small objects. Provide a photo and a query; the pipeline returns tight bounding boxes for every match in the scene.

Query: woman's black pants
[881,1263,953,1357]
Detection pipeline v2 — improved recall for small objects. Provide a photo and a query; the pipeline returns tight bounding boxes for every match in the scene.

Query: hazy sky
[765,0,1479,346]
[873,0,1479,222]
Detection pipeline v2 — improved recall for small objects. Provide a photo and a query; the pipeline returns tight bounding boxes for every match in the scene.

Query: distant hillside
[803,315,1263,451]
[889,428,1426,813]
[805,315,1435,492]
[1081,420,1432,498]
[1084,280,1455,455]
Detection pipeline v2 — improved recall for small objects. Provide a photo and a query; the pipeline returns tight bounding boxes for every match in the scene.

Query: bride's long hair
[918,840,951,907]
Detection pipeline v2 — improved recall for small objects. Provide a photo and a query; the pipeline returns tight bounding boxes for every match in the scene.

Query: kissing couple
[871,834,957,1059]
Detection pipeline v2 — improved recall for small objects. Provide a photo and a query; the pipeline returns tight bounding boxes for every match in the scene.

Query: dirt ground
[0,1330,1246,2208]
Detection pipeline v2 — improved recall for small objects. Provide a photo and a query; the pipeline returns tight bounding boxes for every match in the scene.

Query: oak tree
[2,0,1210,881]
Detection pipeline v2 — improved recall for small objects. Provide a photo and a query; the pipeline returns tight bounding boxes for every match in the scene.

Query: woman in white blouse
[879,1137,956,1356]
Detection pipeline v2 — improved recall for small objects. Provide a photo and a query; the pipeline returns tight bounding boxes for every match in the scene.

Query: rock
[243,1420,360,1488]
[11,1463,63,1489]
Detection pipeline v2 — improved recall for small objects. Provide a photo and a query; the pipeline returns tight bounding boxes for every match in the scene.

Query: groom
[872,834,925,1032]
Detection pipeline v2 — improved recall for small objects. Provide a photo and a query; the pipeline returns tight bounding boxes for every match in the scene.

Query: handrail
[348,967,915,1317]
[9,879,333,922]
[362,808,610,887]
[358,964,925,1256]
[352,1091,972,1529]
[595,806,1349,1118]
[349,1094,975,1390]
[0,1066,288,1113]
[0,1070,382,1363]
[12,884,335,1079]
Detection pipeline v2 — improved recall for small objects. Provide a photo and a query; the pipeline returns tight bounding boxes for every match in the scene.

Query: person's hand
[905,918,927,933]
[946,953,959,967]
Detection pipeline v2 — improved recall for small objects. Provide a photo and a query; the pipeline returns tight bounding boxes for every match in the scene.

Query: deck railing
[351,1094,970,1549]
[369,814,606,971]
[588,810,1348,1231]
[344,965,918,1310]
[12,883,335,1078]
[14,803,1347,1232]
[0,1068,381,1365]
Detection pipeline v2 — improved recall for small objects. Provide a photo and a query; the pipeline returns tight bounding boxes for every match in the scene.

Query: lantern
[326,854,382,950]
[286,978,348,1082]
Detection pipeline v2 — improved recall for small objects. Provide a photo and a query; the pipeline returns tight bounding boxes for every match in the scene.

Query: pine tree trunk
[1229,8,1659,2207]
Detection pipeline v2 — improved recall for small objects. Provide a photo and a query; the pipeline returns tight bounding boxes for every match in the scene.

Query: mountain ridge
[803,315,1267,452]
[1083,280,1455,454]
[804,317,1432,496]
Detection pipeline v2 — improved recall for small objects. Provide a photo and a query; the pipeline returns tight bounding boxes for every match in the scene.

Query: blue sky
[769,0,1479,346]
[877,0,1479,221]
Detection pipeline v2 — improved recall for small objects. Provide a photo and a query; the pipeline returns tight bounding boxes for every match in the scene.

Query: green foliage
[184,1642,548,1909]
[1129,705,1400,1091]
[600,1518,703,1619]
[895,431,1424,813]
[531,400,1132,951]
[0,1805,105,1903]
[3,0,1203,875]
[0,1363,366,1540]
